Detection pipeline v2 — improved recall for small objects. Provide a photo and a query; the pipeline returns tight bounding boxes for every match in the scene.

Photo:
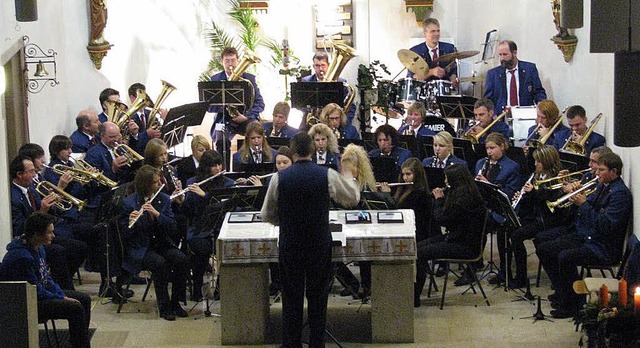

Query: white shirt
[506,64,520,107]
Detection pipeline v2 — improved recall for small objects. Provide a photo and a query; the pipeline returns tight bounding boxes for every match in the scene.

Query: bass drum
[396,78,427,106]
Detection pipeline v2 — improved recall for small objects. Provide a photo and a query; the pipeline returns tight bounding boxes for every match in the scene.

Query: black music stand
[238,162,275,176]
[424,167,446,189]
[418,136,478,172]
[436,96,477,119]
[208,185,268,210]
[198,80,252,166]
[396,135,419,157]
[266,137,291,149]
[161,101,209,149]
[475,179,521,289]
[369,156,398,183]
[291,82,345,130]
[337,138,364,153]
[559,151,590,172]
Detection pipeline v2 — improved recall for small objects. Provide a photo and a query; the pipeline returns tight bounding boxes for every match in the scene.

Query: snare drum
[427,80,453,97]
[397,78,426,105]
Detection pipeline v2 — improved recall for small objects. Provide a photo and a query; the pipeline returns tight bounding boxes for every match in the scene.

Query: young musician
[421,131,467,168]
[414,163,486,307]
[508,145,566,288]
[128,82,162,154]
[465,98,511,143]
[119,165,189,321]
[553,105,606,156]
[398,102,437,137]
[308,123,341,171]
[0,212,92,348]
[175,135,211,188]
[525,99,568,152]
[144,138,183,198]
[232,122,277,172]
[320,103,360,140]
[368,124,411,170]
[262,101,298,138]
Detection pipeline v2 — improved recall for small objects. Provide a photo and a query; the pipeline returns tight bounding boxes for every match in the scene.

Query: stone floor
[66,239,582,347]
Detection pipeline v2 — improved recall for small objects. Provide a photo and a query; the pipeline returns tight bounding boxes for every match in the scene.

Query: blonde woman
[340,144,376,192]
[320,103,360,140]
[421,131,467,168]
[308,123,341,171]
[232,122,277,171]
[176,135,211,187]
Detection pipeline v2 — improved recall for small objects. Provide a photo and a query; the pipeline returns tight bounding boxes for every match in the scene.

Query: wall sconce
[23,36,58,93]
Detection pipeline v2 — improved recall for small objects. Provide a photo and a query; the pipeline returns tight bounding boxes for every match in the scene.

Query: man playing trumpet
[554,105,605,156]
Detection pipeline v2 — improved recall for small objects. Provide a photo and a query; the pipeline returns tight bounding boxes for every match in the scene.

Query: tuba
[463,110,509,144]
[226,49,261,118]
[115,89,150,134]
[105,100,128,123]
[323,42,357,114]
[561,113,603,156]
[147,80,177,130]
[36,181,86,211]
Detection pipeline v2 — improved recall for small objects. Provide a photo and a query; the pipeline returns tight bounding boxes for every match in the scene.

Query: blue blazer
[120,192,176,274]
[209,71,265,135]
[10,184,41,237]
[422,155,467,168]
[483,60,547,113]
[553,128,606,156]
[98,112,108,123]
[407,41,457,80]
[465,120,511,143]
[130,109,153,154]
[527,123,569,150]
[398,124,436,137]
[85,142,119,182]
[69,130,99,153]
[474,156,522,199]
[337,124,360,140]
[262,122,298,138]
[232,147,278,172]
[368,146,411,169]
[312,151,341,171]
[300,74,356,126]
[575,177,632,261]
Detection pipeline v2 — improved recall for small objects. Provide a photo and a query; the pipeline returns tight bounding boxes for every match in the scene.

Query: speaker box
[560,0,583,29]
[614,51,640,148]
[15,0,38,22]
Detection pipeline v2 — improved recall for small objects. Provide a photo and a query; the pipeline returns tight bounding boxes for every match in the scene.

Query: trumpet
[36,181,86,211]
[376,182,413,187]
[532,168,590,190]
[43,163,92,185]
[170,171,226,199]
[129,183,165,229]
[546,176,598,213]
[75,159,118,188]
[114,142,144,166]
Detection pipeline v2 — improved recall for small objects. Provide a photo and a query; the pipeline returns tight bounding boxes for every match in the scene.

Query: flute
[376,182,413,187]
[129,183,165,229]
[512,173,534,209]
[170,171,226,199]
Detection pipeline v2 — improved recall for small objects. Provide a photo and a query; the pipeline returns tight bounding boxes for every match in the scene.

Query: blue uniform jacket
[407,41,457,80]
[484,60,547,113]
[69,130,99,153]
[474,155,522,199]
[368,146,411,169]
[209,71,265,136]
[232,147,278,172]
[527,123,569,150]
[262,122,298,138]
[553,128,606,156]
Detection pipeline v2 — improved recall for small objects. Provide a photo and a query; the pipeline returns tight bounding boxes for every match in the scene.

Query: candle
[634,287,640,316]
[600,283,609,308]
[619,279,628,307]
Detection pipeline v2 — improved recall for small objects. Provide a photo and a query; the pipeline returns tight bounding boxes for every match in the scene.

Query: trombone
[526,106,568,149]
[36,181,86,211]
[532,168,590,190]
[546,176,598,213]
[128,183,165,229]
[463,110,509,144]
[561,113,603,156]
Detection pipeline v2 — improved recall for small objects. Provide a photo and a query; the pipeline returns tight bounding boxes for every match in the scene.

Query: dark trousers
[280,244,333,348]
[142,247,189,310]
[415,234,475,297]
[47,237,87,290]
[187,237,213,298]
[533,225,569,249]
[510,221,544,280]
[38,290,92,348]
[536,233,604,304]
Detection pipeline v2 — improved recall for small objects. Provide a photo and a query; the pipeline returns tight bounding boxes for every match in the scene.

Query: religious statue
[89,0,109,45]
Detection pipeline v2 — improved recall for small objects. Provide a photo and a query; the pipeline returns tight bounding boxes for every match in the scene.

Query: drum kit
[372,48,480,121]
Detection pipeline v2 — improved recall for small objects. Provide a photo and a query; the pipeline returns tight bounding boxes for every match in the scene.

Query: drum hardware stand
[512,278,536,303]
[520,296,553,323]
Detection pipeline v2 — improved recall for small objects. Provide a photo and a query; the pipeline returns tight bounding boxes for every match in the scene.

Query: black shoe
[550,301,563,310]
[172,302,188,318]
[550,308,577,319]
[161,310,176,321]
[358,288,371,300]
[454,274,473,287]
[488,274,505,285]
[339,286,358,297]
[508,277,528,289]
[414,296,421,308]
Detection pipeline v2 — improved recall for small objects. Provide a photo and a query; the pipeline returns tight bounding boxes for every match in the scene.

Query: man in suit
[98,88,121,123]
[70,109,101,153]
[368,124,411,170]
[484,40,547,113]
[553,105,606,156]
[84,121,131,183]
[300,51,357,127]
[127,82,162,154]
[537,152,632,318]
[408,17,457,83]
[209,47,265,167]
[261,132,360,348]
[465,98,511,143]
[262,101,298,138]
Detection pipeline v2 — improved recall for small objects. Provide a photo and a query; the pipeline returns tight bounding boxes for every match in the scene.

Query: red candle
[600,284,609,308]
[619,279,628,307]
[635,287,640,316]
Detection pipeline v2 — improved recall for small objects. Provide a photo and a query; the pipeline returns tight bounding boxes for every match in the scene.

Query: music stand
[198,80,253,167]
[369,156,398,183]
[208,185,268,210]
[161,101,209,149]
[266,137,291,150]
[436,96,477,119]
[238,162,275,176]
[559,151,590,172]
[291,82,345,129]
[396,135,419,157]
[424,167,446,188]
[337,138,364,152]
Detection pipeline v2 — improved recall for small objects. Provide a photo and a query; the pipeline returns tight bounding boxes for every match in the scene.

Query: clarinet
[477,157,490,177]
[428,155,438,168]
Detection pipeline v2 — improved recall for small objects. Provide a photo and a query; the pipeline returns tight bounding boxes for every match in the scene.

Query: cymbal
[397,49,429,75]
[459,75,484,83]
[437,50,480,62]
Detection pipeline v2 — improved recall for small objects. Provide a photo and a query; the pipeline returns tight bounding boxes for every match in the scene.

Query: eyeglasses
[328,117,341,121]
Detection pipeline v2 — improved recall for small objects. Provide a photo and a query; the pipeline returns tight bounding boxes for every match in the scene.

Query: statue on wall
[550,0,578,63]
[86,0,113,70]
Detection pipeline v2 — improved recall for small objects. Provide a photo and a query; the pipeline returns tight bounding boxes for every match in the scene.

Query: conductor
[261,132,360,347]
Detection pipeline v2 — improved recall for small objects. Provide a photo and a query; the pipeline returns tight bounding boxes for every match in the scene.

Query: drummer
[398,102,436,137]
[407,17,457,85]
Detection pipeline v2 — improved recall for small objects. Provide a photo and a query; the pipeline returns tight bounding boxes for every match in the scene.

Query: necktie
[431,48,438,66]
[438,160,444,169]
[140,112,146,129]
[485,163,494,180]
[90,137,97,146]
[318,153,325,164]
[253,151,261,163]
[509,69,518,107]
[27,190,37,211]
